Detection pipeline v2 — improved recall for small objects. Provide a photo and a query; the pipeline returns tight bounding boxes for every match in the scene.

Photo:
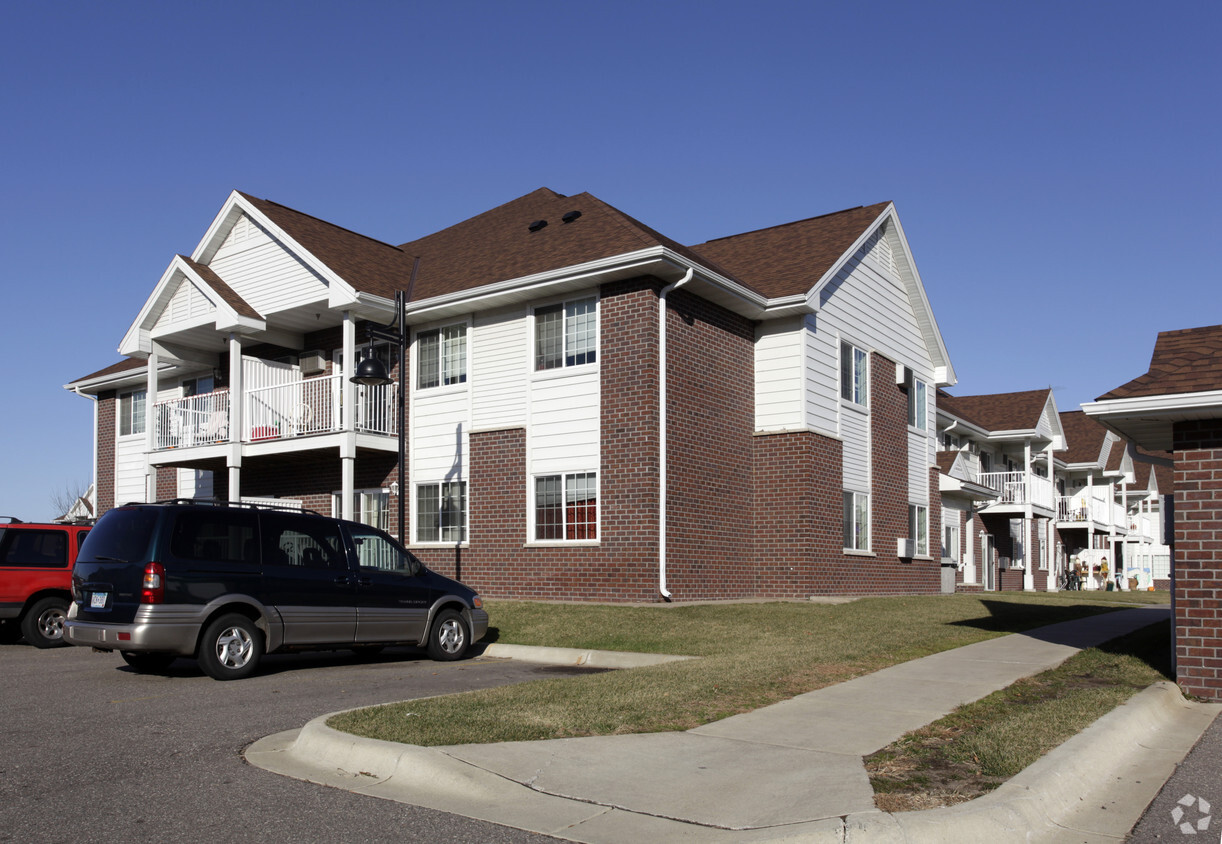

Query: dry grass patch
[330,592,1167,747]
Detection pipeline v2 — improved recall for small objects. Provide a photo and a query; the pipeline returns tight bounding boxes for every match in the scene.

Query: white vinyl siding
[471,306,527,429]
[754,319,804,431]
[529,371,598,476]
[152,278,216,335]
[841,404,870,492]
[208,214,329,316]
[909,425,933,503]
[803,316,839,435]
[114,437,146,505]
[410,389,469,482]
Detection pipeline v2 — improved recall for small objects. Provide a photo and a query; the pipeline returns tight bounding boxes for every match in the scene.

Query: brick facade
[97,392,116,513]
[1171,420,1222,700]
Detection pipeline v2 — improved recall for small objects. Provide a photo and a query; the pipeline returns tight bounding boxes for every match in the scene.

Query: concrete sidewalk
[247,606,1221,843]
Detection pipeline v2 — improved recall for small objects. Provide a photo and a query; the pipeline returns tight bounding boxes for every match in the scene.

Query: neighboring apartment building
[66,188,955,602]
[935,391,1172,593]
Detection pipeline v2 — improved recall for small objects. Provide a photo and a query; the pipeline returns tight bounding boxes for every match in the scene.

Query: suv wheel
[198,614,262,680]
[22,597,69,649]
[426,609,468,661]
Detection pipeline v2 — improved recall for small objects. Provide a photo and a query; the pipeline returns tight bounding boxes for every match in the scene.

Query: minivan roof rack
[145,498,324,517]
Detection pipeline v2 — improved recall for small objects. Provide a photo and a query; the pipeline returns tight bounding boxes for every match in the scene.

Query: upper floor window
[840,341,868,406]
[417,325,467,389]
[536,297,597,371]
[118,390,146,437]
[908,378,927,430]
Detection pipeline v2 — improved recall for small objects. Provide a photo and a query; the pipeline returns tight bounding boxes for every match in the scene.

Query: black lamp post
[350,289,407,546]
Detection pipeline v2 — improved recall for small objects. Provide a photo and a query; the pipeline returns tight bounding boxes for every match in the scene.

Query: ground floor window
[942,511,960,565]
[843,491,870,551]
[332,489,389,531]
[909,504,929,557]
[535,472,597,540]
[416,481,466,543]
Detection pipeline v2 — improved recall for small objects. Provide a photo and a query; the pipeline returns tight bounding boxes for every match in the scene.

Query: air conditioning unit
[299,351,327,376]
[897,538,916,558]
[895,362,913,387]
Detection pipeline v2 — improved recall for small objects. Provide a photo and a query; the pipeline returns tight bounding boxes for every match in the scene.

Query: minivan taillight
[141,562,165,604]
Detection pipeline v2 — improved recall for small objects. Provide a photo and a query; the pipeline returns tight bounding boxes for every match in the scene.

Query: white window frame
[415,323,468,390]
[942,517,960,566]
[908,378,927,430]
[534,296,598,372]
[118,389,147,437]
[532,472,599,543]
[332,489,390,531]
[414,480,467,544]
[843,491,870,552]
[840,341,868,407]
[909,504,929,557]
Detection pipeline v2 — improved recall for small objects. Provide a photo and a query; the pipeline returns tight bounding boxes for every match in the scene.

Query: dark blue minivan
[65,501,487,680]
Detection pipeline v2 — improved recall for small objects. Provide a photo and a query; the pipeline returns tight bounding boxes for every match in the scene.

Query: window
[261,512,345,569]
[908,379,927,430]
[167,509,258,565]
[332,490,389,530]
[118,390,147,437]
[349,523,421,574]
[942,520,960,565]
[535,473,597,540]
[840,341,868,406]
[535,297,597,371]
[843,491,869,551]
[909,504,929,557]
[416,481,466,543]
[0,529,69,568]
[417,325,467,389]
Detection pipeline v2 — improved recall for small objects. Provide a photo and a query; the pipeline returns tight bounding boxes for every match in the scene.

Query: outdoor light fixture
[351,289,407,544]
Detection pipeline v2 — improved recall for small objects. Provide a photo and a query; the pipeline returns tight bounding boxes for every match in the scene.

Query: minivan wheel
[120,651,178,672]
[427,609,468,661]
[22,597,69,649]
[198,614,262,680]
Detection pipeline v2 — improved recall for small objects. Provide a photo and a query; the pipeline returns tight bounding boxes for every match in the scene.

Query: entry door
[982,535,996,591]
[346,523,431,643]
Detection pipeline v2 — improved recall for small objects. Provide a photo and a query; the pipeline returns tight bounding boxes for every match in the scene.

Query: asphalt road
[0,639,584,843]
[1126,711,1222,842]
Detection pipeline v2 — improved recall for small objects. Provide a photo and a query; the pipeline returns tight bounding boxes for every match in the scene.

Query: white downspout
[658,268,694,601]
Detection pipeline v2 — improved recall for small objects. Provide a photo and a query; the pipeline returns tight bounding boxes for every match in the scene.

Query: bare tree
[49,481,91,521]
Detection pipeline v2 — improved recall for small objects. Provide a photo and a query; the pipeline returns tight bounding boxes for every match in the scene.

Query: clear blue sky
[2,1,1217,521]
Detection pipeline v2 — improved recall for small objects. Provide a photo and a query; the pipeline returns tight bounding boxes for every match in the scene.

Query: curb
[479,642,695,669]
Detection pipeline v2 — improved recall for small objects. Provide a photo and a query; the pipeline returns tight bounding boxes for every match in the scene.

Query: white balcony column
[1023,439,1034,519]
[340,443,355,521]
[1023,517,1036,591]
[227,333,243,503]
[342,311,356,432]
[145,349,160,502]
[1086,475,1096,549]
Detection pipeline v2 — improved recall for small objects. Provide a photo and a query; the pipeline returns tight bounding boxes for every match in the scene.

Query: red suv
[0,518,91,648]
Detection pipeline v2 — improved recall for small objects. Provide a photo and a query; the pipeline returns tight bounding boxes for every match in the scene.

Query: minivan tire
[23,597,69,649]
[426,609,468,661]
[198,614,263,680]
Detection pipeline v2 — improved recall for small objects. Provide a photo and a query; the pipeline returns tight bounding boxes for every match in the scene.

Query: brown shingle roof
[239,192,417,300]
[1098,324,1222,400]
[70,357,146,384]
[937,389,1051,433]
[1059,410,1109,465]
[689,203,891,298]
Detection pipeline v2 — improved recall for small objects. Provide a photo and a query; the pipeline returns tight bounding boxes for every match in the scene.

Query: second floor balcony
[978,470,1055,512]
[153,374,397,451]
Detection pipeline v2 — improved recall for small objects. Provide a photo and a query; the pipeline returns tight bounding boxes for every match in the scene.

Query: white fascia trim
[63,361,175,394]
[1083,390,1222,419]
[400,247,794,322]
[934,413,990,441]
[191,191,361,310]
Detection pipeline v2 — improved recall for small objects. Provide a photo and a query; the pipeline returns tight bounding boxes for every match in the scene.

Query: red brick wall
[97,393,116,514]
[1171,420,1222,701]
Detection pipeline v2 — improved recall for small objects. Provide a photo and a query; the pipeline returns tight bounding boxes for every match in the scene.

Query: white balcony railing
[154,375,397,450]
[1056,494,1128,530]
[979,471,1054,510]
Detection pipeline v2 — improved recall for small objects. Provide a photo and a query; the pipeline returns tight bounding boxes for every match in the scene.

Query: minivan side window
[348,524,421,575]
[261,513,346,570]
[168,510,259,565]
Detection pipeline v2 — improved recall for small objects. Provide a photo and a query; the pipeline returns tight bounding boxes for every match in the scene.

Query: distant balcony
[1055,494,1126,531]
[978,471,1054,511]
[153,375,397,451]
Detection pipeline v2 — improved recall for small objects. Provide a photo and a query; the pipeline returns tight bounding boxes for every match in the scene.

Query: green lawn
[329,590,1169,747]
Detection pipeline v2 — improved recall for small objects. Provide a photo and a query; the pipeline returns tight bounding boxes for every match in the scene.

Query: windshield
[78,508,159,564]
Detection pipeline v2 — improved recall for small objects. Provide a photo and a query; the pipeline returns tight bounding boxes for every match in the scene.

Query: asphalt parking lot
[0,639,582,843]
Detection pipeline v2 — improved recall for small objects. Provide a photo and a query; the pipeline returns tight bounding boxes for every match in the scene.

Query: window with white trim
[942,518,960,565]
[908,378,927,430]
[840,341,868,406]
[909,504,929,557]
[843,491,869,551]
[118,390,146,437]
[416,324,467,389]
[535,472,597,540]
[332,489,389,530]
[416,481,466,543]
[535,297,597,371]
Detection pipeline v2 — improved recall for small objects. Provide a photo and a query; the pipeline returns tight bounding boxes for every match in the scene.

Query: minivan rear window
[79,508,159,564]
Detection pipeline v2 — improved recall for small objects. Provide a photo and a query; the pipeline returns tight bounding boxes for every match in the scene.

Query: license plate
[90,592,108,609]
